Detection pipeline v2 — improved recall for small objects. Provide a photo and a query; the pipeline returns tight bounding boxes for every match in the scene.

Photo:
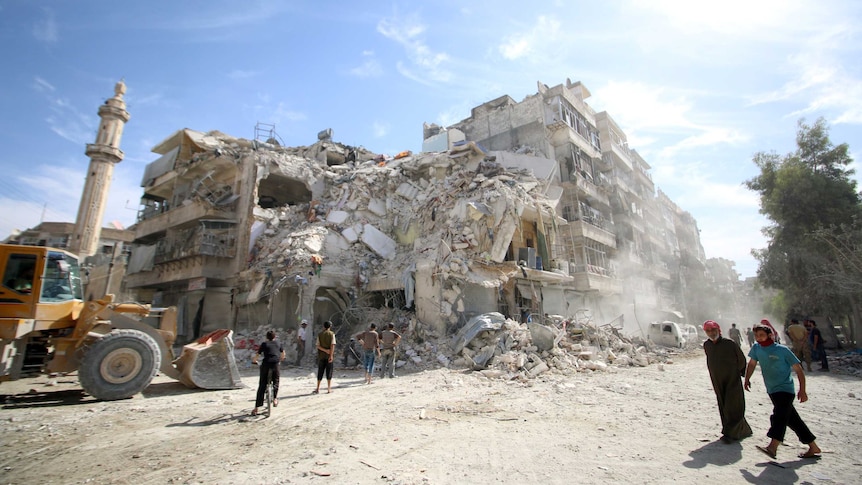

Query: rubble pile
[207,134,670,378]
[828,350,862,377]
[231,310,663,379]
[447,313,656,380]
[243,142,555,326]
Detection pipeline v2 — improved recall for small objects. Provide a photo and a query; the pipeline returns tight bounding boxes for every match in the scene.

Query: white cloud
[629,0,821,40]
[377,13,451,83]
[699,211,767,277]
[32,7,58,43]
[498,16,561,60]
[33,77,55,93]
[372,122,388,138]
[593,81,696,133]
[349,52,383,78]
[270,102,305,123]
[592,81,747,158]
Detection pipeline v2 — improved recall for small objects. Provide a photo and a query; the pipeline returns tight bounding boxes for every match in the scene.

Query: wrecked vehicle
[648,321,688,348]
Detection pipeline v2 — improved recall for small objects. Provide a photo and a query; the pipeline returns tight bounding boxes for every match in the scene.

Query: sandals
[273,398,278,407]
[756,445,777,459]
[311,390,319,394]
[251,408,259,416]
[798,451,821,459]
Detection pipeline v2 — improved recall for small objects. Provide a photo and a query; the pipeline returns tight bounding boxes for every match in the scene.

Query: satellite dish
[317,128,333,141]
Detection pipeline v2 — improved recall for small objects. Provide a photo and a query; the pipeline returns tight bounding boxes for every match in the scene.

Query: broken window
[257,173,311,208]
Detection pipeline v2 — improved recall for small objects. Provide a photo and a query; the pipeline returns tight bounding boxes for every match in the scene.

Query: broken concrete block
[395,182,421,200]
[360,224,397,259]
[341,226,359,243]
[367,198,387,217]
[529,361,549,376]
[436,354,450,366]
[527,323,557,351]
[324,232,350,254]
[326,210,349,224]
[304,234,324,253]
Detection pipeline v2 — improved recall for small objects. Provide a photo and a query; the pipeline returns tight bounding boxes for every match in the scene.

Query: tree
[745,118,861,347]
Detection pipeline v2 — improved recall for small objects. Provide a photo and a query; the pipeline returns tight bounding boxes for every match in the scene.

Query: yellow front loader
[0,244,241,400]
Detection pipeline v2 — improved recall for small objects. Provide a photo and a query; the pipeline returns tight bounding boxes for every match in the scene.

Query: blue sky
[1,1,860,278]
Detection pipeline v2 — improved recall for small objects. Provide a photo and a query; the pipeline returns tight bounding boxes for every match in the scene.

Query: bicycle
[253,361,275,417]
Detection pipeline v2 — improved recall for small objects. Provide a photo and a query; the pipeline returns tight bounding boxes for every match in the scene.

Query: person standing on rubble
[359,324,381,384]
[295,319,308,366]
[379,323,402,379]
[728,323,743,348]
[314,321,336,394]
[702,320,752,443]
[744,324,821,459]
[251,330,285,416]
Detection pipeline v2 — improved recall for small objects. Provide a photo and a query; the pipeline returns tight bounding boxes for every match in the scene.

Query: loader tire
[79,329,161,401]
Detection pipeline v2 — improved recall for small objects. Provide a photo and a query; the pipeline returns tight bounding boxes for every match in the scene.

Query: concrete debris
[231,309,665,380]
[173,133,677,378]
[827,350,862,377]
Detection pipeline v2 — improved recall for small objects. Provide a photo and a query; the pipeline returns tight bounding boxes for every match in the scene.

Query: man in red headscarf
[703,320,753,443]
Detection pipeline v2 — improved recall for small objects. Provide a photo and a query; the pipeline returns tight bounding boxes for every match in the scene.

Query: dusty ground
[1,350,860,485]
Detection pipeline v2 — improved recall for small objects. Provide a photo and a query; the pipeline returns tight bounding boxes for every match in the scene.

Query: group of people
[702,319,822,460]
[251,319,402,415]
[784,318,830,372]
[356,323,402,384]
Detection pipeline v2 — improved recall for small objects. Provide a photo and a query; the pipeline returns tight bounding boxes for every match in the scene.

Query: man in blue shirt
[744,324,821,459]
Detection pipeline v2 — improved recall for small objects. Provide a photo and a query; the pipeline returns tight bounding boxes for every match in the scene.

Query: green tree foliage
[745,118,860,318]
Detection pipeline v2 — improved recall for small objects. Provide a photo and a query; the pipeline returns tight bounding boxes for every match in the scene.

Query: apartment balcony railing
[614,212,645,233]
[564,219,616,248]
[570,267,622,295]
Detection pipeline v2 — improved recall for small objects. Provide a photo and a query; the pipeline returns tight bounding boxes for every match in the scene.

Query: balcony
[135,198,236,240]
[614,212,645,233]
[652,263,671,281]
[606,141,633,171]
[570,267,622,295]
[124,257,235,289]
[565,220,616,248]
[549,125,601,161]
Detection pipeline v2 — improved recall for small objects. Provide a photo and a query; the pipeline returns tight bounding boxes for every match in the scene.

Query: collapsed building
[122,79,710,371]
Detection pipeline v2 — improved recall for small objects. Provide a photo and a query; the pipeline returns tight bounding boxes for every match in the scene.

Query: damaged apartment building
[123,79,707,344]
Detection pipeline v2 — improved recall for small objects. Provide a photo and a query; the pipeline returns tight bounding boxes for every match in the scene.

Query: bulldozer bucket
[173,329,243,389]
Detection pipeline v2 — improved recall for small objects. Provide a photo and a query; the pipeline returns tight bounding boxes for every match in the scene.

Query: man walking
[314,321,336,394]
[744,324,821,459]
[359,324,380,384]
[379,323,402,379]
[702,320,752,443]
[746,327,755,347]
[729,323,743,348]
[295,319,308,366]
[807,319,829,371]
[787,319,812,371]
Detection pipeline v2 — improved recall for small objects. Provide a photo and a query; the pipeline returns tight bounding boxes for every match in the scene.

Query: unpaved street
[1,351,860,484]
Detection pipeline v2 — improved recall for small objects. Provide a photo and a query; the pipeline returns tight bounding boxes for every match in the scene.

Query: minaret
[69,80,130,257]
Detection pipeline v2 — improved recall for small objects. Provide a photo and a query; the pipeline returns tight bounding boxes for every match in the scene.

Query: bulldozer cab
[1,245,83,329]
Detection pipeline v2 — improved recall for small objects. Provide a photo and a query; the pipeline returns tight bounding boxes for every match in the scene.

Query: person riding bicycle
[252,330,285,416]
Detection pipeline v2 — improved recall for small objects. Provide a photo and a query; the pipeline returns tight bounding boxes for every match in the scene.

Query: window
[3,254,37,294]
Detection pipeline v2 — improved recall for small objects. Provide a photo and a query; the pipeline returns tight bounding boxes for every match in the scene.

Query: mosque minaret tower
[69,80,130,257]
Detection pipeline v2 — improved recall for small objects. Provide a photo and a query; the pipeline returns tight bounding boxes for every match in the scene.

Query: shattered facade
[442,78,707,335]
[124,78,710,362]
